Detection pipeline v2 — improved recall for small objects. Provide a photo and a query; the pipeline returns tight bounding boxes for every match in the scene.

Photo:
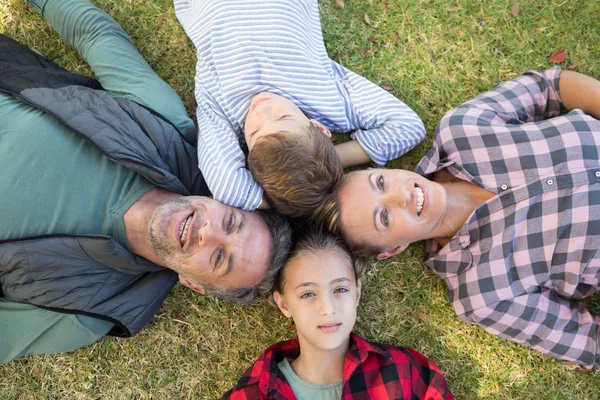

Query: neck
[123,187,181,266]
[432,178,494,243]
[290,335,349,385]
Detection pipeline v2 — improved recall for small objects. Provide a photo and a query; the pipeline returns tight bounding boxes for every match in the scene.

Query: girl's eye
[377,175,385,190]
[226,215,233,232]
[300,292,315,299]
[381,209,389,227]
[334,287,349,294]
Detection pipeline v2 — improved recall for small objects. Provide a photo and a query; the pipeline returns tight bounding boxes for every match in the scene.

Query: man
[332,68,600,368]
[0,0,291,363]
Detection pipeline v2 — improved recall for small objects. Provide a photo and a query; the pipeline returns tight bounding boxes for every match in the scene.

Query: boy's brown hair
[247,124,344,219]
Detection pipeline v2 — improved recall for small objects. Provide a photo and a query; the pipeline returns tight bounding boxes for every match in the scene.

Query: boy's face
[274,249,360,354]
[244,92,311,150]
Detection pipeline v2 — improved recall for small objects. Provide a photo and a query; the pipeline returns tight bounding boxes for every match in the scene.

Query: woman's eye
[334,287,349,294]
[279,114,291,120]
[300,292,315,299]
[377,175,385,190]
[227,215,233,232]
[381,209,389,227]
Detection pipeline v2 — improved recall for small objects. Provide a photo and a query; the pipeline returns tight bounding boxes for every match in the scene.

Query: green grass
[1,0,600,398]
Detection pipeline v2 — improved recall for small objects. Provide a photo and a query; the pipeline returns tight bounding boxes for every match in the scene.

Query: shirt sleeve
[468,288,600,369]
[402,347,455,400]
[457,67,564,124]
[195,100,263,210]
[333,62,426,166]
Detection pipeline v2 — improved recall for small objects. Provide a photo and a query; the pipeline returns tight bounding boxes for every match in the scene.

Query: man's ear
[376,244,408,260]
[273,291,292,318]
[179,275,206,295]
[309,119,332,137]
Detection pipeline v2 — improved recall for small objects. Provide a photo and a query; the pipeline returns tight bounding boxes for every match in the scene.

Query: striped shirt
[174,0,425,210]
[415,67,600,368]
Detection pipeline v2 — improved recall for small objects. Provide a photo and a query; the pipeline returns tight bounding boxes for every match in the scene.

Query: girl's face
[274,249,361,354]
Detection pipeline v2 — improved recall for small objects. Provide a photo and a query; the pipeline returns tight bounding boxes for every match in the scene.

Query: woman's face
[337,169,448,259]
[274,249,360,354]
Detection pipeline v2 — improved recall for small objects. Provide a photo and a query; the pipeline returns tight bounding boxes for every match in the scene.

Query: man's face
[243,92,311,150]
[149,196,271,292]
[337,169,448,258]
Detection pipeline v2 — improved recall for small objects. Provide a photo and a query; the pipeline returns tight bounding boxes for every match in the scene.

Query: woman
[326,68,600,369]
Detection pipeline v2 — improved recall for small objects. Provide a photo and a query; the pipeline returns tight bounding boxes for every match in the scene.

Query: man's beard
[148,196,205,272]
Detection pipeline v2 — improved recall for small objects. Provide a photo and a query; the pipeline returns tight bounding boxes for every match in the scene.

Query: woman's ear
[355,279,362,305]
[376,244,408,260]
[273,291,292,318]
[309,119,332,137]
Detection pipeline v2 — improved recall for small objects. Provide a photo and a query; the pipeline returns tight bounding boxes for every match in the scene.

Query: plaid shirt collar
[239,333,389,397]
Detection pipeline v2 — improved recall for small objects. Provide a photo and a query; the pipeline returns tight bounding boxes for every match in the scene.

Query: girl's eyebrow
[294,277,350,289]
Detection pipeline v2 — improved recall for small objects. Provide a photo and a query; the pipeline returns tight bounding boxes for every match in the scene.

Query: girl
[222,230,453,399]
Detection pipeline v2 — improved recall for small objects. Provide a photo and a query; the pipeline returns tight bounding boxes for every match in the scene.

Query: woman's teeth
[416,187,424,216]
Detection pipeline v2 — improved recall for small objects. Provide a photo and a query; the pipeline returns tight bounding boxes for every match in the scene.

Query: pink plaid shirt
[415,67,600,368]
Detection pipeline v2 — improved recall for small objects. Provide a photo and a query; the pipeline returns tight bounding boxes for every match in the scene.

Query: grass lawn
[1,0,600,398]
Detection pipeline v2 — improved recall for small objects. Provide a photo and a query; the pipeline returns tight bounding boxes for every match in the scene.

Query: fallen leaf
[368,35,378,43]
[335,0,344,10]
[418,313,427,319]
[548,49,567,63]
[567,63,579,71]
[381,82,393,91]
[364,14,371,25]
[511,3,519,17]
[391,33,399,43]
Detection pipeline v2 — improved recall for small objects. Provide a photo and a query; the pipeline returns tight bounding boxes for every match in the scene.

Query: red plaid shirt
[221,333,453,400]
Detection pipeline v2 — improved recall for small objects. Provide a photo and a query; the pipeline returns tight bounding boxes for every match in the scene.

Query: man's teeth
[416,187,424,216]
[179,216,192,245]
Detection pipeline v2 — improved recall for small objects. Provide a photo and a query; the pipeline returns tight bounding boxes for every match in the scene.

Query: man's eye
[381,209,389,227]
[215,248,223,267]
[377,175,385,190]
[226,215,233,232]
[300,292,315,299]
[334,287,349,294]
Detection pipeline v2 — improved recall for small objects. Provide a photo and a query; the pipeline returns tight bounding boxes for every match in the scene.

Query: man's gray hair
[203,210,292,304]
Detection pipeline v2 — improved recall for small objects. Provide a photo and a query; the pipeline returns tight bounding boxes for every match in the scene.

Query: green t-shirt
[278,358,343,400]
[0,94,154,248]
[0,93,154,361]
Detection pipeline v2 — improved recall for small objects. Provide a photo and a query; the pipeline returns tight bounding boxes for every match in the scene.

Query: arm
[29,0,196,142]
[0,299,112,362]
[401,348,454,400]
[559,70,600,119]
[334,62,426,167]
[469,289,600,369]
[195,101,263,210]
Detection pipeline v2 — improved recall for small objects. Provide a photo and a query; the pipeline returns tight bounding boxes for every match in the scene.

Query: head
[244,91,332,150]
[248,124,344,218]
[148,196,292,304]
[273,229,363,353]
[331,168,448,260]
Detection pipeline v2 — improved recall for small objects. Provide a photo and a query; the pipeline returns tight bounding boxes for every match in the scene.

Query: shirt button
[501,184,508,190]
[547,179,554,185]
[595,171,600,178]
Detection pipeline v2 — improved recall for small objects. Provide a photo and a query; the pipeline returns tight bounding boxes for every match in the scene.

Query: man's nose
[198,220,226,246]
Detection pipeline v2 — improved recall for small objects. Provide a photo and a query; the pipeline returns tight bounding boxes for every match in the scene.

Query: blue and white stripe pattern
[175,0,425,210]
